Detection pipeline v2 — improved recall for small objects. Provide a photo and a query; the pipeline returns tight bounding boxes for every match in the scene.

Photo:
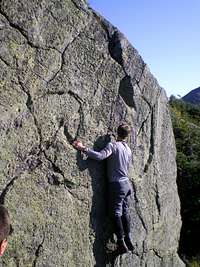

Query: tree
[169,97,200,260]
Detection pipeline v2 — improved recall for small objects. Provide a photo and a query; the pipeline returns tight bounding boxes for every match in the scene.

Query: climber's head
[0,205,11,256]
[117,123,131,140]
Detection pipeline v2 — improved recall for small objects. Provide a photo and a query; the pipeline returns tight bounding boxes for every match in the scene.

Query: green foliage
[187,257,200,267]
[169,96,200,262]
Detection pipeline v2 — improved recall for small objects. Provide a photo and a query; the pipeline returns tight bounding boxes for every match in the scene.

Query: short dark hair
[117,123,131,139]
[0,205,11,243]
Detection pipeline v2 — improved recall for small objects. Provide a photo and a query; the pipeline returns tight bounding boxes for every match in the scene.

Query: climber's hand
[73,140,86,151]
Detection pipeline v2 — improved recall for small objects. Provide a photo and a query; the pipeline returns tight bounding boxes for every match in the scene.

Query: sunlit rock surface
[0,0,184,266]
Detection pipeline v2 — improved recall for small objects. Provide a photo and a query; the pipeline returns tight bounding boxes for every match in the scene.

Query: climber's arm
[73,141,113,161]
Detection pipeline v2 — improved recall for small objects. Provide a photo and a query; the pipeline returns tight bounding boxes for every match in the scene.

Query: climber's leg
[109,180,131,254]
[122,183,134,251]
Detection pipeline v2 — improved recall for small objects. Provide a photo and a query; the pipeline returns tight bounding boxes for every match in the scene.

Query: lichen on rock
[0,0,184,266]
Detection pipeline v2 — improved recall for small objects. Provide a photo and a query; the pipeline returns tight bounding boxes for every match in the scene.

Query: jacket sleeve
[84,142,114,161]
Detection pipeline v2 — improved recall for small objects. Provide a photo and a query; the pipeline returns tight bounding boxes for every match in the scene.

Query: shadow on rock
[76,134,118,267]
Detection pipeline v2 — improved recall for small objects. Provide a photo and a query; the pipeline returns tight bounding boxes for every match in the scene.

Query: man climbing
[73,123,134,254]
[0,205,11,256]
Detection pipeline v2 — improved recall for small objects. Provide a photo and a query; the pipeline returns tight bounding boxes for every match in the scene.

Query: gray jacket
[85,141,132,183]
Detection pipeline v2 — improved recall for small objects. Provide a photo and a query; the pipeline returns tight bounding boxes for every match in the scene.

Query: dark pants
[108,179,132,240]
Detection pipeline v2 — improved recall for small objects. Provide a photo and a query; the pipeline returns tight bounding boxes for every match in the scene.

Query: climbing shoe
[124,236,134,251]
[116,239,129,254]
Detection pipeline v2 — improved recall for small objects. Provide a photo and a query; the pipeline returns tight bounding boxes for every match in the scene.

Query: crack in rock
[17,76,42,153]
[63,125,75,144]
[140,95,152,109]
[91,10,127,75]
[48,117,65,145]
[45,90,65,96]
[91,9,149,117]
[43,150,64,178]
[6,78,82,196]
[47,20,92,85]
[16,78,79,195]
[43,150,79,196]
[67,90,85,138]
[46,44,68,84]
[150,249,163,260]
[32,234,45,267]
[108,30,124,71]
[45,8,59,23]
[92,10,147,86]
[0,157,42,204]
[0,176,18,204]
[143,88,163,173]
[68,90,83,104]
[144,110,155,173]
[119,75,137,110]
[137,110,152,137]
[107,96,118,134]
[71,0,89,15]
[155,183,161,216]
[132,184,148,233]
[0,9,49,51]
[137,63,147,88]
[0,54,11,67]
[90,9,114,43]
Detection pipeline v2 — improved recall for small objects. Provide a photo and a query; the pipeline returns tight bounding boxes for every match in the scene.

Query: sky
[89,0,200,97]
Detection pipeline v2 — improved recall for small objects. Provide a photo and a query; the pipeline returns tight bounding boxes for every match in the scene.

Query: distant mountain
[182,87,200,104]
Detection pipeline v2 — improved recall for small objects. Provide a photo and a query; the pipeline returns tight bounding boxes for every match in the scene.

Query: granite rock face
[0,0,184,266]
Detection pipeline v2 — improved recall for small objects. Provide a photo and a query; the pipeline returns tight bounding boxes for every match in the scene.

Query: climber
[73,123,134,254]
[0,205,11,256]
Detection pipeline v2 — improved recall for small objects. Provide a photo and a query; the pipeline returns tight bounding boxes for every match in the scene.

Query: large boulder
[0,0,184,266]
